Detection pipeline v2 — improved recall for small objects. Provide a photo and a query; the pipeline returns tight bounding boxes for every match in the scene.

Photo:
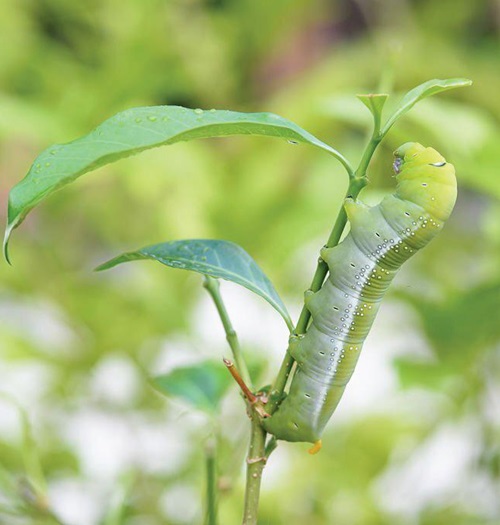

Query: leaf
[357,93,389,128]
[382,78,472,135]
[152,361,232,413]
[96,238,293,330]
[4,105,351,260]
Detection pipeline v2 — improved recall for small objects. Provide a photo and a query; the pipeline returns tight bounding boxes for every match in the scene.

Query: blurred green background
[1,0,499,524]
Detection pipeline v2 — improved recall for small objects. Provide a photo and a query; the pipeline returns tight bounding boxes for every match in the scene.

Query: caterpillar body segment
[263,143,457,444]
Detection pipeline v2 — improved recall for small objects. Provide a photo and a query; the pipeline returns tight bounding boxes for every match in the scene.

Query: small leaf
[382,78,472,135]
[152,361,232,413]
[357,93,389,128]
[4,105,351,260]
[96,239,293,330]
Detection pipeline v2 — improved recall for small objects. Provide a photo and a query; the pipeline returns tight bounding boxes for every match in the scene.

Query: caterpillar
[263,142,457,446]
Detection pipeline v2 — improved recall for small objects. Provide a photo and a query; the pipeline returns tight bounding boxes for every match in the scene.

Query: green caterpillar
[263,142,457,447]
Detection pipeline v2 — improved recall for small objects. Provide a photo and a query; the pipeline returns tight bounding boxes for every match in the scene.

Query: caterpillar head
[393,142,447,176]
[392,142,456,221]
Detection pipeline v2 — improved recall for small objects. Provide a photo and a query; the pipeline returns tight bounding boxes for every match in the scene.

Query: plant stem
[203,276,253,389]
[242,409,267,525]
[268,131,382,414]
[241,127,382,523]
[205,439,218,525]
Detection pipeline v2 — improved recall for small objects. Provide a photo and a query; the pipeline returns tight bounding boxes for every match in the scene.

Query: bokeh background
[1,0,499,524]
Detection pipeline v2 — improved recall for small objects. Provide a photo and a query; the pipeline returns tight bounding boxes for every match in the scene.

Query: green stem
[205,439,218,525]
[242,409,267,525]
[240,126,381,524]
[268,131,382,414]
[203,276,253,389]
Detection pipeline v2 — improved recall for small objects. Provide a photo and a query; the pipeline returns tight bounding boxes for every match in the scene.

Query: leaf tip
[3,225,13,266]
[94,256,120,272]
[93,262,107,272]
[445,77,473,88]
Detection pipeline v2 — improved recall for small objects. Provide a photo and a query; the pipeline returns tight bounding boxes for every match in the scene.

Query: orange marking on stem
[223,358,257,404]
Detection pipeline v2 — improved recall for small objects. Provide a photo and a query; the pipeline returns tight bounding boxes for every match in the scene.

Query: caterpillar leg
[308,440,322,455]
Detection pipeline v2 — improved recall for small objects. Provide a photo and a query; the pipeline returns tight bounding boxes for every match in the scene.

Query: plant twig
[205,439,218,525]
[203,276,253,389]
[267,130,381,414]
[241,102,389,523]
[242,409,267,525]
[223,358,257,404]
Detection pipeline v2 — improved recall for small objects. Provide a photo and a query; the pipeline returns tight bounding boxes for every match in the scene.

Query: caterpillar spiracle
[263,142,457,446]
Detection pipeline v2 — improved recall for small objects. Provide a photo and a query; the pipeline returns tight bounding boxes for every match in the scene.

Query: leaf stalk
[203,276,253,389]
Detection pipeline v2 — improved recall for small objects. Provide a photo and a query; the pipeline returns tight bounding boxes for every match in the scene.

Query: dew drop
[194,108,204,115]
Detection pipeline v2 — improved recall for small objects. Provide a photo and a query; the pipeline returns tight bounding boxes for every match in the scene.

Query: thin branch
[205,439,218,525]
[203,276,253,389]
[223,358,257,404]
[242,409,266,525]
[267,131,380,414]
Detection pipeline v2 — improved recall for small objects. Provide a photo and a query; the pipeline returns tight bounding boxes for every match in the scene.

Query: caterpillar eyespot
[263,142,457,445]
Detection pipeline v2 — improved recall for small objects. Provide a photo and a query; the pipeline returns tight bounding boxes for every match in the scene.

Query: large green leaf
[152,361,232,413]
[4,105,351,260]
[382,78,472,134]
[96,239,293,330]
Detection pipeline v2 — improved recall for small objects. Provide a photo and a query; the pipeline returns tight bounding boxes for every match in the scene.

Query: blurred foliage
[152,361,233,414]
[0,0,499,524]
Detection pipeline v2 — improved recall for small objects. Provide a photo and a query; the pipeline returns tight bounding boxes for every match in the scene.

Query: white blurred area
[0,270,499,524]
